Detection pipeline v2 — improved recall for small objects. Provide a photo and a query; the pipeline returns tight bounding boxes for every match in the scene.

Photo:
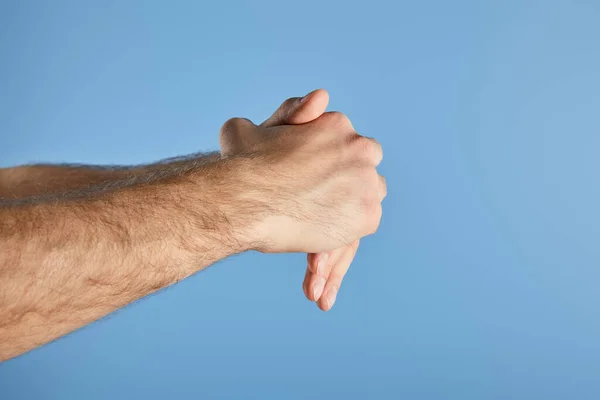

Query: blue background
[1,0,600,398]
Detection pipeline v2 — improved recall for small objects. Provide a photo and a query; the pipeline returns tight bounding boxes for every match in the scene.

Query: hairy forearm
[0,164,137,199]
[0,153,221,199]
[0,154,256,361]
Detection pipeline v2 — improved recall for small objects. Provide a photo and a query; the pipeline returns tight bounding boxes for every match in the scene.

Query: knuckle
[350,135,382,164]
[220,117,246,135]
[219,118,255,154]
[356,169,381,204]
[275,98,298,121]
[282,97,298,110]
[352,136,373,158]
[379,175,388,199]
[371,139,383,164]
[362,167,379,184]
[324,111,352,128]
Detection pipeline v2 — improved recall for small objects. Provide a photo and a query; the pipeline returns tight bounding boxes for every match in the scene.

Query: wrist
[212,157,291,254]
[175,156,267,258]
[215,157,272,253]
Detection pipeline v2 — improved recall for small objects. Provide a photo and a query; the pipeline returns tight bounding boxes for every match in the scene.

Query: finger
[301,264,312,299]
[317,240,360,312]
[260,89,329,128]
[304,248,345,302]
[303,253,317,300]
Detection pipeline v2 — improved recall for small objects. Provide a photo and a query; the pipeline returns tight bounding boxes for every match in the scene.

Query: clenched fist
[217,90,386,311]
[219,96,386,255]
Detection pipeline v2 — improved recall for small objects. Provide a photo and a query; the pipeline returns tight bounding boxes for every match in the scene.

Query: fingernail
[324,286,338,310]
[299,91,312,103]
[317,253,329,276]
[313,277,326,300]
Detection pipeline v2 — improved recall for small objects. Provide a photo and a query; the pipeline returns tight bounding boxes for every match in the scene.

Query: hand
[219,90,385,310]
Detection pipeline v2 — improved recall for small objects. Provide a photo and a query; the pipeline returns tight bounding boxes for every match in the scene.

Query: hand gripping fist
[219,89,386,310]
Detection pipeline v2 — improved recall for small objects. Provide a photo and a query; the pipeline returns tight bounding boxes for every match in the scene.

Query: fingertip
[289,89,329,125]
[316,88,330,103]
[317,297,333,312]
[312,276,326,301]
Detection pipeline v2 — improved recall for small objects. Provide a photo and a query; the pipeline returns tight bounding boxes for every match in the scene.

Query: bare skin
[0,89,385,361]
[221,90,364,311]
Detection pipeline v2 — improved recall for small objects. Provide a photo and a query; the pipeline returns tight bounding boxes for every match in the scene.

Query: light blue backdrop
[1,1,599,399]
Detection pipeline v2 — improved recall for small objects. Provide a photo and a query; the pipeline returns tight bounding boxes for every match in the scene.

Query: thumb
[260,89,329,128]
